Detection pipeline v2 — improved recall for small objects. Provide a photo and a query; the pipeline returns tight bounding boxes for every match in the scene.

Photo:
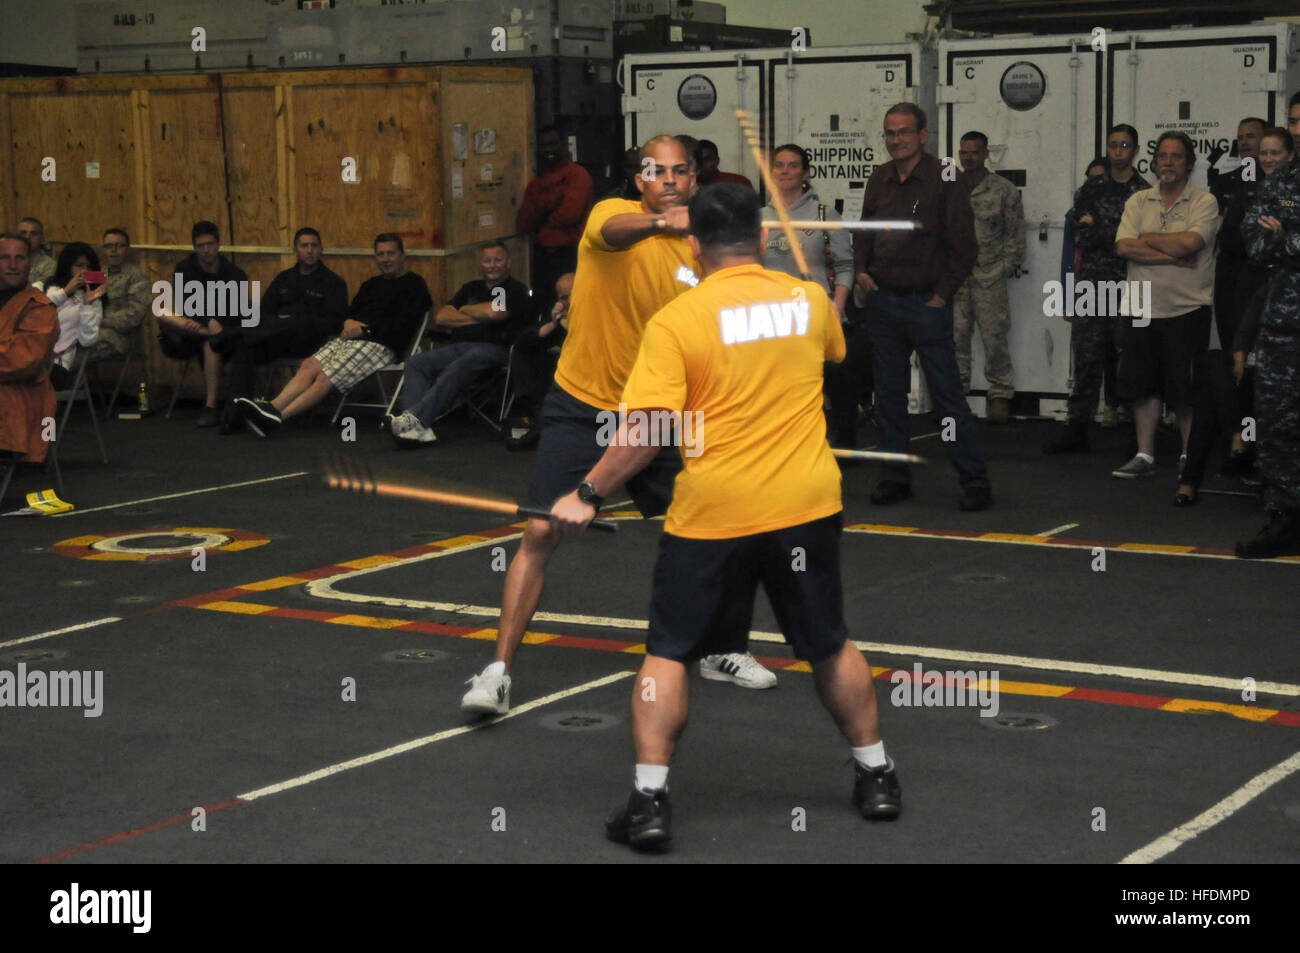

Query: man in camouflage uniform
[17,217,55,287]
[953,131,1024,424]
[1237,123,1300,558]
[86,227,150,364]
[1044,124,1149,453]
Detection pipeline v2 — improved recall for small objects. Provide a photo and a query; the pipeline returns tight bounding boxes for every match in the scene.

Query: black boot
[1235,511,1300,559]
[1043,420,1089,455]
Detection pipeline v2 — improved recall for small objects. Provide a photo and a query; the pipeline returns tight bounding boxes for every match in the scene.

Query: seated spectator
[503,271,572,451]
[42,242,105,390]
[17,217,55,288]
[387,241,532,446]
[234,234,431,436]
[155,220,250,427]
[215,226,348,434]
[0,233,58,466]
[86,227,149,363]
[695,139,754,190]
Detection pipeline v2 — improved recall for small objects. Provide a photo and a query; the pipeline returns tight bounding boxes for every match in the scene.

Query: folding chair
[96,321,153,419]
[48,348,109,494]
[0,450,20,510]
[332,311,430,425]
[456,343,518,434]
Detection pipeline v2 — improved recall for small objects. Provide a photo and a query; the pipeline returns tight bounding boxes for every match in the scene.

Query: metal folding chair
[49,348,109,494]
[97,321,153,418]
[332,311,431,425]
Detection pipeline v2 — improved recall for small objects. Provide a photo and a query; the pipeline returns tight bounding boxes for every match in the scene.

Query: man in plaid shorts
[236,234,431,434]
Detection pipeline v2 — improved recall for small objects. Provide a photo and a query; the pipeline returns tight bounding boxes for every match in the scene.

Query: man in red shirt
[695,139,754,190]
[516,127,594,313]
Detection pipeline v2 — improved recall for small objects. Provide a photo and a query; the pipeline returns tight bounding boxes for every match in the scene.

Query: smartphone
[82,271,107,285]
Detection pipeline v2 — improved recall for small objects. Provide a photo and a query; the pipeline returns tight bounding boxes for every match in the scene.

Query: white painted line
[237,670,634,801]
[0,616,122,651]
[910,431,942,441]
[1036,523,1079,537]
[305,555,1300,696]
[54,471,311,517]
[1119,750,1300,864]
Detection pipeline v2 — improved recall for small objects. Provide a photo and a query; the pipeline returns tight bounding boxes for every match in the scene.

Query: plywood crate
[0,66,533,400]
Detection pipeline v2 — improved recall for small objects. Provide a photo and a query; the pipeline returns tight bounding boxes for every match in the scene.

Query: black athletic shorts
[526,384,682,515]
[646,512,848,665]
[158,330,205,361]
[1118,305,1212,407]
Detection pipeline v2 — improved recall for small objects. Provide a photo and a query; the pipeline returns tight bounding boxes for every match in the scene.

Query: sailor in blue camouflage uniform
[1237,129,1300,558]
[1044,124,1149,454]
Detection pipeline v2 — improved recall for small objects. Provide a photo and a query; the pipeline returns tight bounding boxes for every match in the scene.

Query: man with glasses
[1044,124,1150,453]
[86,228,150,364]
[851,102,992,511]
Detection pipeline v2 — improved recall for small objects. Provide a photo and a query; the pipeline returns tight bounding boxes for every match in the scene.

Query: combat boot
[1235,511,1300,559]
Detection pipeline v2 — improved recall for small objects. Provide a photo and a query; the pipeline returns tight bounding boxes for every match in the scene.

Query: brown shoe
[986,397,1010,425]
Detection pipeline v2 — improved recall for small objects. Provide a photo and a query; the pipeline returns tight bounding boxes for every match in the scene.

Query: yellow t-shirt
[621,263,846,539]
[554,198,699,410]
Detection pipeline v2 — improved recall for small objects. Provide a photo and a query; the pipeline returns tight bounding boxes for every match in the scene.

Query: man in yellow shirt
[550,184,901,849]
[461,137,777,715]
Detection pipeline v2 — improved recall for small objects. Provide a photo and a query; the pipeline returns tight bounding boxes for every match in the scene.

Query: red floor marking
[1065,686,1173,709]
[32,797,244,865]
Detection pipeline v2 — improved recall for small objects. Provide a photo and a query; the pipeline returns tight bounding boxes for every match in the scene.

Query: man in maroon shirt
[853,103,992,511]
[516,127,594,313]
[695,139,755,190]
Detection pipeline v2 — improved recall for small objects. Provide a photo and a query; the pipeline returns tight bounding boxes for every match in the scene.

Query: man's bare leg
[202,342,222,408]
[277,373,332,420]
[274,358,321,411]
[1133,395,1161,457]
[631,655,689,765]
[811,641,882,748]
[493,518,561,671]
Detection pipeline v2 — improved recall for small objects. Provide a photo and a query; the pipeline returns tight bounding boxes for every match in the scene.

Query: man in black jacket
[155,220,250,426]
[236,234,431,435]
[217,227,348,431]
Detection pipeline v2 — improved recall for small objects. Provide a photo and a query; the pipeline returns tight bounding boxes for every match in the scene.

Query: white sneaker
[700,652,777,689]
[461,662,510,714]
[395,419,437,445]
[387,411,419,436]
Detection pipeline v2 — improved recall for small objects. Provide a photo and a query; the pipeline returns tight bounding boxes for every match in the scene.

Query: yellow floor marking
[521,632,561,645]
[432,534,490,549]
[338,554,400,569]
[1161,698,1277,722]
[195,600,277,615]
[325,614,408,629]
[238,576,305,591]
[221,540,270,552]
[1116,543,1196,554]
[84,553,145,561]
[786,661,813,673]
[621,644,648,654]
[995,679,1074,698]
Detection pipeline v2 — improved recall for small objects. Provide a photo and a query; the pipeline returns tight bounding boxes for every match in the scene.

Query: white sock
[482,660,506,677]
[635,764,669,793]
[1136,452,1154,463]
[852,742,887,769]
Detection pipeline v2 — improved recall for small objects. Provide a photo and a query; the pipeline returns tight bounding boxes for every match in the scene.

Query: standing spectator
[155,221,250,427]
[852,102,991,511]
[42,242,105,390]
[1236,126,1300,558]
[694,139,754,190]
[759,143,862,448]
[17,217,55,288]
[516,126,593,315]
[235,234,431,436]
[0,233,58,466]
[87,228,149,363]
[1044,125,1149,452]
[504,271,572,451]
[388,241,532,446]
[1112,131,1219,479]
[1211,118,1268,352]
[216,227,348,432]
[953,131,1025,425]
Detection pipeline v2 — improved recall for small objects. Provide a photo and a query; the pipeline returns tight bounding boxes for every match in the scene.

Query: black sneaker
[853,761,902,820]
[605,788,672,848]
[958,485,993,511]
[870,480,913,505]
[236,397,281,437]
[1235,512,1300,560]
[1042,421,1089,454]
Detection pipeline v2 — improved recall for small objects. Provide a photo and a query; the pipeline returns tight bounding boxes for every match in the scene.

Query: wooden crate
[0,66,533,397]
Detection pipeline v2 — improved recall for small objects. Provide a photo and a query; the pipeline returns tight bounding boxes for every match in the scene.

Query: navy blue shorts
[526,385,682,516]
[646,513,848,664]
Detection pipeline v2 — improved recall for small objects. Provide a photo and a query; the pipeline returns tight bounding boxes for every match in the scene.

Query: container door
[623,54,768,186]
[1109,28,1288,190]
[767,48,918,218]
[939,39,1104,407]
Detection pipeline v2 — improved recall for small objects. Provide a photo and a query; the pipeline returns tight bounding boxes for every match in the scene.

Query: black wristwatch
[576,481,604,510]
